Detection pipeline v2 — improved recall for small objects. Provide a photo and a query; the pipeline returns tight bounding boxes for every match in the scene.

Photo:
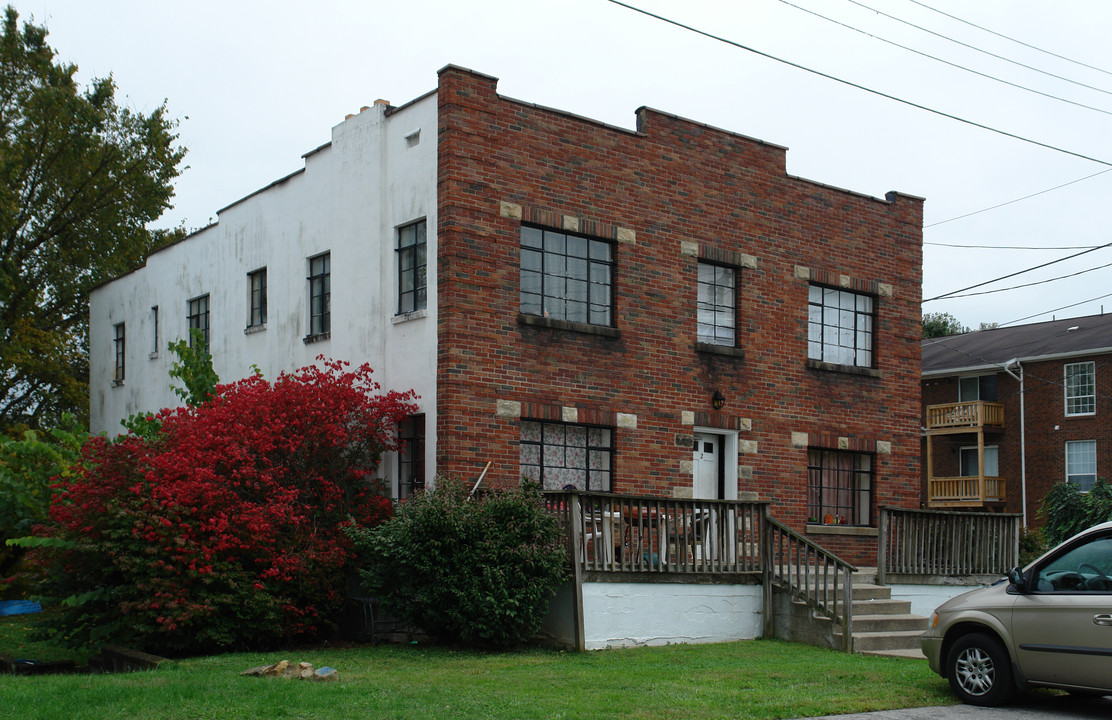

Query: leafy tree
[349,478,568,648]
[1040,479,1112,545]
[0,6,186,433]
[922,312,969,338]
[33,359,415,654]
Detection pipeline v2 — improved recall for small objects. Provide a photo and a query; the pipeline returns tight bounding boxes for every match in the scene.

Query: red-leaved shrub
[39,359,415,654]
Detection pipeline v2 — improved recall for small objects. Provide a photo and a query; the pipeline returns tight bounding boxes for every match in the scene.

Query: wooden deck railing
[876,506,1020,584]
[927,475,1006,505]
[765,518,856,653]
[925,401,1005,430]
[543,491,766,575]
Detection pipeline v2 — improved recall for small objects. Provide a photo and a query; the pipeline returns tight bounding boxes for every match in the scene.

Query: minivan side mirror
[1007,566,1027,592]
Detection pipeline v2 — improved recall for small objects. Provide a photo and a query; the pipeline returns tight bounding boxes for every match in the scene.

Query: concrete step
[849,613,930,633]
[851,597,912,616]
[842,629,926,653]
[861,647,927,660]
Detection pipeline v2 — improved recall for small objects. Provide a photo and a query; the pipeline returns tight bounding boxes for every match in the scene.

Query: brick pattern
[435,66,923,565]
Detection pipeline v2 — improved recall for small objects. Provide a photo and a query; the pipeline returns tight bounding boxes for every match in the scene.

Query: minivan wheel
[946,632,1015,706]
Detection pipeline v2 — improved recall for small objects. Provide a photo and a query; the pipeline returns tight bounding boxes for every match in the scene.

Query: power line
[998,292,1112,327]
[840,0,1112,97]
[925,242,1102,250]
[606,0,1112,168]
[776,0,1112,118]
[905,0,1112,77]
[924,242,1112,302]
[925,168,1112,227]
[942,260,1112,299]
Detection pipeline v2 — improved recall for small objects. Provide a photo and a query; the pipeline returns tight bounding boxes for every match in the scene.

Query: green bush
[349,479,568,648]
[1040,478,1112,546]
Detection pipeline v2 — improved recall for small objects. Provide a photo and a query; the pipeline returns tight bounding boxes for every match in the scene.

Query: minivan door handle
[1094,614,1112,626]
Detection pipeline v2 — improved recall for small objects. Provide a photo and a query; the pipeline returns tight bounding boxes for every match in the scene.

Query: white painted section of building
[581,582,762,649]
[889,581,996,617]
[89,95,439,494]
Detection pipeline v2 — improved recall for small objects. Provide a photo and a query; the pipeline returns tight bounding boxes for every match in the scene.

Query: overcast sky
[15,0,1112,331]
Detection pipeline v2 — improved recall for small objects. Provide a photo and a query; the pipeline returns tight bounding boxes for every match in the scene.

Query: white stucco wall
[889,580,997,617]
[581,582,763,650]
[89,94,439,492]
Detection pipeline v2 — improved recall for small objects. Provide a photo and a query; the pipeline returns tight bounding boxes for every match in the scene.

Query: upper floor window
[397,220,427,314]
[1065,362,1095,416]
[959,374,998,403]
[697,261,736,346]
[398,414,426,500]
[520,226,612,327]
[1066,440,1097,492]
[519,420,613,491]
[807,448,873,526]
[248,268,267,328]
[113,323,125,384]
[151,305,159,356]
[308,253,331,336]
[807,285,874,368]
[188,294,210,351]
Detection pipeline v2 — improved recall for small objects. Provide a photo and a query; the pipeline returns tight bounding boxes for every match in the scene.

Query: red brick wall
[921,354,1112,525]
[435,66,923,565]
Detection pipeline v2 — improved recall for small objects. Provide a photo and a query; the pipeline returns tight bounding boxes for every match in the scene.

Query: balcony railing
[925,401,1005,431]
[877,506,1020,583]
[927,475,1006,507]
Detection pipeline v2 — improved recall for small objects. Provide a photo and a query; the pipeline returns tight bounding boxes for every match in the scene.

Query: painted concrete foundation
[888,578,998,617]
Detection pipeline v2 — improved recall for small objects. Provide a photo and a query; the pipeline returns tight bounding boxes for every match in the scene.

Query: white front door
[693,432,721,499]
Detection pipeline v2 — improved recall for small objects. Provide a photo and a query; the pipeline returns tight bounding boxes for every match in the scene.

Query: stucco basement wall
[889,579,996,617]
[581,582,762,650]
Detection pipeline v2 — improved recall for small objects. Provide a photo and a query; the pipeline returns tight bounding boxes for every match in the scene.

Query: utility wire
[925,242,1102,250]
[942,260,1112,298]
[924,242,1112,302]
[998,292,1112,327]
[905,0,1112,77]
[606,0,1112,168]
[840,0,1112,97]
[926,168,1112,227]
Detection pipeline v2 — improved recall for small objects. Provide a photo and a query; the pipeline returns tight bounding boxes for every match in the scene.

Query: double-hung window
[248,268,267,328]
[113,323,125,384]
[1066,440,1097,492]
[188,295,210,351]
[519,420,613,491]
[697,261,736,346]
[398,414,426,499]
[520,226,612,326]
[807,285,874,368]
[308,253,331,336]
[1065,362,1096,416]
[807,448,873,526]
[397,220,427,314]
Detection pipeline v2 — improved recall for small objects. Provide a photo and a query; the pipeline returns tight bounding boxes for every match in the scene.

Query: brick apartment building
[922,313,1112,526]
[90,65,924,565]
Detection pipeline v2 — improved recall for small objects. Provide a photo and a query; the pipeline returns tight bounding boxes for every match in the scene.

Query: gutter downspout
[1003,359,1027,527]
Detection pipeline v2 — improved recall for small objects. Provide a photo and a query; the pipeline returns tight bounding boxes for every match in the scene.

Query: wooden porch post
[568,493,586,652]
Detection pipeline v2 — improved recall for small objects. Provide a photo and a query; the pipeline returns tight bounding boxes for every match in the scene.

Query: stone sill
[392,308,428,324]
[303,331,331,345]
[805,524,878,538]
[695,342,745,359]
[518,313,620,338]
[244,323,267,335]
[806,359,881,379]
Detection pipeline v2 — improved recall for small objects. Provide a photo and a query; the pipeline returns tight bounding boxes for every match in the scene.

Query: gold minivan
[921,521,1112,706]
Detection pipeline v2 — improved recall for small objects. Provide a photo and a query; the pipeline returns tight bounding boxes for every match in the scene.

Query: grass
[1,615,954,720]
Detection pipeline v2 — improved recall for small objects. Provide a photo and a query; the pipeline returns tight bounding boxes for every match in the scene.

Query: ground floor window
[1066,440,1097,492]
[398,414,425,499]
[519,421,612,491]
[807,448,873,526]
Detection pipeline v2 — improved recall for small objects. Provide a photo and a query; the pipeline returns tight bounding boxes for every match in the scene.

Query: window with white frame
[959,374,998,402]
[807,285,874,367]
[1065,362,1095,416]
[187,294,210,351]
[1066,440,1097,492]
[959,446,999,477]
[519,420,612,491]
[807,448,873,526]
[397,220,427,314]
[308,253,330,336]
[697,261,736,346]
[248,268,267,328]
[520,226,612,326]
[113,323,125,384]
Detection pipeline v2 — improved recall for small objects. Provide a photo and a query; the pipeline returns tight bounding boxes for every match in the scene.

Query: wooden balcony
[925,401,1004,434]
[926,475,1006,509]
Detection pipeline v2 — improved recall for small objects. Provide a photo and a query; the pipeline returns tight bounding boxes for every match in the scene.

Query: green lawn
[1,615,953,720]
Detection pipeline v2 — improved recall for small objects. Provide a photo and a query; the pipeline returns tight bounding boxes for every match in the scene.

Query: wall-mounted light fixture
[712,390,725,410]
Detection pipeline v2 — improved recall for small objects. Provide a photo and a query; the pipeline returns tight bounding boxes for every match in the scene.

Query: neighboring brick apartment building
[922,313,1112,526]
[90,65,924,564]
